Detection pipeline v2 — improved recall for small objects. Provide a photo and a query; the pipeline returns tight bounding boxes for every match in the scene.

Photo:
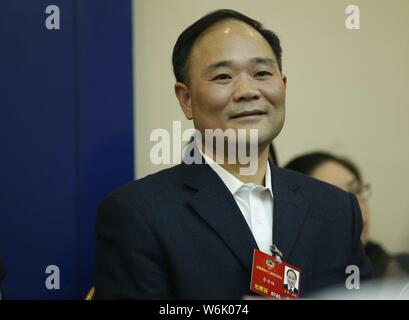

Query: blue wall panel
[76,0,134,297]
[0,0,134,299]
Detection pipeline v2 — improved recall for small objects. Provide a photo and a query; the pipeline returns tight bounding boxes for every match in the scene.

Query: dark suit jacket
[284,284,298,294]
[94,160,372,299]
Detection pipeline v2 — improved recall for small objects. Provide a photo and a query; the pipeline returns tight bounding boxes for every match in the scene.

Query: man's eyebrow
[205,60,233,73]
[205,57,276,74]
[249,57,275,66]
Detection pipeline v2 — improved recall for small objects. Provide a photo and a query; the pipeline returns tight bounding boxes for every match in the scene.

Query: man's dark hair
[172,9,283,84]
[286,269,297,279]
[284,152,362,183]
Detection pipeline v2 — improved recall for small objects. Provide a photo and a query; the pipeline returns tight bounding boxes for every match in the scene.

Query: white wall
[132,0,409,253]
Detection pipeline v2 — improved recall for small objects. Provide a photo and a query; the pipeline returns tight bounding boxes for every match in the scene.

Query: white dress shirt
[199,149,274,254]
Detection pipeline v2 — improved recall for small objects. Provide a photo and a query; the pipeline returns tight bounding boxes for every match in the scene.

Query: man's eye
[254,71,273,78]
[212,74,232,81]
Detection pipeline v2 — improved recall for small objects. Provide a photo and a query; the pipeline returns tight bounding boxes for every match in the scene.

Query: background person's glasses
[348,183,371,200]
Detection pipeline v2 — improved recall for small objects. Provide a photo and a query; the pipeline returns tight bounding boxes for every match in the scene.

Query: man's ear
[282,75,287,88]
[175,82,193,120]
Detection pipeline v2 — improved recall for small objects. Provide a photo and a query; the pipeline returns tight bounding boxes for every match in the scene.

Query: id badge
[250,249,301,299]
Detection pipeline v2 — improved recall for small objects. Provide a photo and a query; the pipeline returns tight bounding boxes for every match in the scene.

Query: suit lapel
[182,161,258,273]
[181,157,310,271]
[270,163,310,261]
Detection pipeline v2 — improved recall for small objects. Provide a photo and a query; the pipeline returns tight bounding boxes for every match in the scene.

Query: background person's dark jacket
[365,241,409,278]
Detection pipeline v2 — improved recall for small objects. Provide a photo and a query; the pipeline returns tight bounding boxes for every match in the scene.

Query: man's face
[176,19,286,150]
[287,270,297,288]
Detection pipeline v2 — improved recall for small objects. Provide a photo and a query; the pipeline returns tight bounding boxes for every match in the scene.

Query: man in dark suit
[284,269,298,294]
[94,9,372,299]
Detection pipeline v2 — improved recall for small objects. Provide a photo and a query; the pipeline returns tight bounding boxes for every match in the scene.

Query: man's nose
[232,76,261,102]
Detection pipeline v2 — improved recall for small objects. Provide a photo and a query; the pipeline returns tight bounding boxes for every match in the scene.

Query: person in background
[285,151,409,279]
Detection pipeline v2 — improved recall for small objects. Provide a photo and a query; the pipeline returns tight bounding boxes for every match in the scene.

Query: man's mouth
[230,110,266,119]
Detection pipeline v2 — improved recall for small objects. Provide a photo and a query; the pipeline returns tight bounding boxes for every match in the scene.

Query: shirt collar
[198,146,272,196]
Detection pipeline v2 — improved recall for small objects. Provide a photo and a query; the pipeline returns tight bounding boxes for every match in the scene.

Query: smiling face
[175,19,286,153]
